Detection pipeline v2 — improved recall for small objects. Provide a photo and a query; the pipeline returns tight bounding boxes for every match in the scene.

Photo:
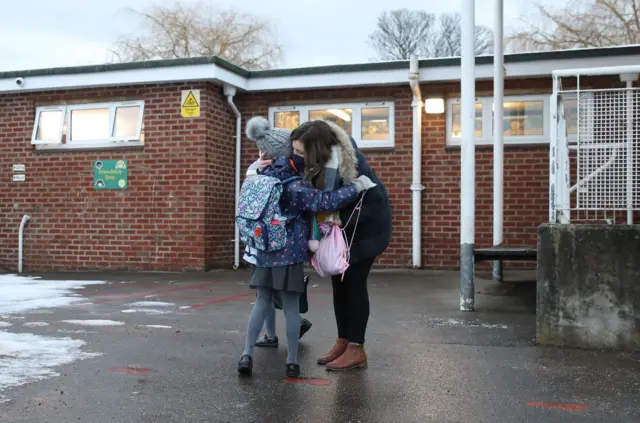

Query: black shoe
[237,355,253,376]
[286,363,301,378]
[255,334,279,348]
[299,319,312,340]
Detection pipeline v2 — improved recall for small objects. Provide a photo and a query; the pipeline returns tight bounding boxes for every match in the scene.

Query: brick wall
[0,82,235,272]
[238,78,555,269]
[1,74,625,272]
[203,88,236,268]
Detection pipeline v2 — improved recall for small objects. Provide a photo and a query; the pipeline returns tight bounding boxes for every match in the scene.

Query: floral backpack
[236,174,298,253]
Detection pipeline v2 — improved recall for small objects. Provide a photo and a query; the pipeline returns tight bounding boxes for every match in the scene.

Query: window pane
[361,107,390,141]
[309,108,352,134]
[113,106,141,138]
[70,108,110,141]
[274,111,300,130]
[564,97,578,136]
[35,110,63,141]
[502,100,544,136]
[562,94,590,137]
[451,103,482,137]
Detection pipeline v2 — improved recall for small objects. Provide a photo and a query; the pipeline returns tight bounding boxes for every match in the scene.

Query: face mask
[291,154,305,174]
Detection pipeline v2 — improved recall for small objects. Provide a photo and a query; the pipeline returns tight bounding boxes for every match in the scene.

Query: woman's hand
[257,152,273,171]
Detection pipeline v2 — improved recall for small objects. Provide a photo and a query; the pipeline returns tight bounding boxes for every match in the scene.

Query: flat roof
[1,45,639,94]
[2,44,639,80]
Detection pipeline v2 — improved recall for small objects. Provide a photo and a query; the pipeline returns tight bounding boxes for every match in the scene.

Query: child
[244,154,313,348]
[237,117,376,377]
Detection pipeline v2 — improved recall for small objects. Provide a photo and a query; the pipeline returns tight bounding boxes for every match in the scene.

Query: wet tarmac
[0,269,639,422]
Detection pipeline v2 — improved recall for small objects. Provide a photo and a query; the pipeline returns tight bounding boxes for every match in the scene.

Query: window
[269,101,395,149]
[446,95,550,146]
[273,110,300,130]
[309,108,353,135]
[31,100,145,150]
[450,103,483,138]
[561,92,594,143]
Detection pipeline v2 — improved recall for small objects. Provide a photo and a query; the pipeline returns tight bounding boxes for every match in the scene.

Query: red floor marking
[163,296,227,300]
[109,366,153,375]
[93,281,219,304]
[284,377,332,386]
[527,402,588,412]
[163,290,242,300]
[181,292,255,309]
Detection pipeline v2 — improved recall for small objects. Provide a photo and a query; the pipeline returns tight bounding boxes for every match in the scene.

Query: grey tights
[243,287,301,364]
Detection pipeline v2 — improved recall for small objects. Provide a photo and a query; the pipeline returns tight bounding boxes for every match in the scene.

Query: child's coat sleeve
[286,180,358,213]
[246,159,261,177]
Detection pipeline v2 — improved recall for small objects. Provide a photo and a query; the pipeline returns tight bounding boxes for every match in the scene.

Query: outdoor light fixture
[424,98,445,114]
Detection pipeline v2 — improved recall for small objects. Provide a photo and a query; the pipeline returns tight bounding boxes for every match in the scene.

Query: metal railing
[549,66,640,224]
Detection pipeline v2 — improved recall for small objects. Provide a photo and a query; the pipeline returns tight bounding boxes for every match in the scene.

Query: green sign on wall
[93,160,128,190]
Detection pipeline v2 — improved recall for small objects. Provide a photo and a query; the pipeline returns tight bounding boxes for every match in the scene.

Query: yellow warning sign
[181,89,200,118]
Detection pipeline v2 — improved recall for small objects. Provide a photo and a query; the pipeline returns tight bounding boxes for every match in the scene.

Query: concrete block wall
[537,224,640,351]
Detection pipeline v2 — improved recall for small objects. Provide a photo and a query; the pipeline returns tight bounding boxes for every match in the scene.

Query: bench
[473,246,537,262]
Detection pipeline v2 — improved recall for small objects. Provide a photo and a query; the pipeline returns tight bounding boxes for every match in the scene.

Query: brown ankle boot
[326,343,367,371]
[317,338,348,365]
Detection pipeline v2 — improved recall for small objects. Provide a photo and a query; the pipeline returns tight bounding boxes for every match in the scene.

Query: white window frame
[446,94,551,147]
[31,100,145,150]
[559,92,595,145]
[31,106,66,145]
[268,101,395,149]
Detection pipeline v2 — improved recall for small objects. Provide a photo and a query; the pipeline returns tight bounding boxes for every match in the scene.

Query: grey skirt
[249,263,306,293]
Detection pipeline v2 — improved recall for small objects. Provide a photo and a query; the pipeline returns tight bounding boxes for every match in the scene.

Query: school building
[1,45,638,272]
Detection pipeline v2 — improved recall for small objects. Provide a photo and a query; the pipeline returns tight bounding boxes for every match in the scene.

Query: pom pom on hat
[244,116,293,158]
[246,116,271,141]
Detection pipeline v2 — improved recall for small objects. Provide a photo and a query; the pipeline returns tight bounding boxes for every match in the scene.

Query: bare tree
[111,1,283,70]
[506,0,640,52]
[431,13,494,58]
[369,9,493,60]
[369,9,436,60]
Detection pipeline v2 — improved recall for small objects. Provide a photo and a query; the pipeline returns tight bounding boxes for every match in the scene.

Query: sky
[0,0,560,72]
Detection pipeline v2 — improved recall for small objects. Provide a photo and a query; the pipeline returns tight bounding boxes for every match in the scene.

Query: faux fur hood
[322,120,359,185]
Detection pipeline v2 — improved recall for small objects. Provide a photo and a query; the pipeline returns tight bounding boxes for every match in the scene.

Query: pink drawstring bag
[311,193,366,280]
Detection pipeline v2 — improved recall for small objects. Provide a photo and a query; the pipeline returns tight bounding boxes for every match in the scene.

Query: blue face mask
[291,154,305,174]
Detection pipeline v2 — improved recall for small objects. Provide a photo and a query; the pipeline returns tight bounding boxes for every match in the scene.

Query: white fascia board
[248,54,640,92]
[423,54,640,81]
[0,63,248,94]
[553,63,640,78]
[504,54,640,79]
[1,53,639,95]
[246,68,410,92]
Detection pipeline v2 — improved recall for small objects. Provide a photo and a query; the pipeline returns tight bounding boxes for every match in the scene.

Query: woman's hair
[290,120,338,188]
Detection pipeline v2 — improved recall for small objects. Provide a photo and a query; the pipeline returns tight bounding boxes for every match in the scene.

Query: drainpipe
[409,55,424,268]
[18,214,31,273]
[224,84,241,270]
